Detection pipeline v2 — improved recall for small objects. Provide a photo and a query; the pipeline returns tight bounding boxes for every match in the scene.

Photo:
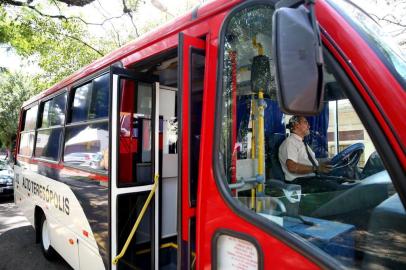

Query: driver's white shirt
[278,133,319,181]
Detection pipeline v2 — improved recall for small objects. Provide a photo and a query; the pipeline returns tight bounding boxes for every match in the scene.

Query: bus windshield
[329,0,406,87]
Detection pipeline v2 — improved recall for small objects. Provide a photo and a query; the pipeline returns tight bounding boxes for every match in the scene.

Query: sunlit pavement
[0,198,30,234]
[0,197,71,270]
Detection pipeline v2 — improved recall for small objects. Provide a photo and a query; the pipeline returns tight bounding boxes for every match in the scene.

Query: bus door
[110,66,160,270]
[178,33,206,268]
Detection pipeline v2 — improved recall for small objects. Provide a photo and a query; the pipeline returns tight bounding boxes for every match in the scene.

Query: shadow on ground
[0,196,71,270]
[0,226,71,270]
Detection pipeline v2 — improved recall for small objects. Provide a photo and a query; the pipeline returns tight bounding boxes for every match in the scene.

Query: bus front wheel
[40,215,56,260]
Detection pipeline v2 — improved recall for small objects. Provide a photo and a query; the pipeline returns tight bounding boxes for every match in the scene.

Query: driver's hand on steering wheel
[317,163,333,174]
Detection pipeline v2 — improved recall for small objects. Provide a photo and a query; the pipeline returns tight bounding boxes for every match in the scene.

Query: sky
[0,0,404,72]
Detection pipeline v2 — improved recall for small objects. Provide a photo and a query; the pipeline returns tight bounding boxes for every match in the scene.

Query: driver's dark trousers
[287,177,351,193]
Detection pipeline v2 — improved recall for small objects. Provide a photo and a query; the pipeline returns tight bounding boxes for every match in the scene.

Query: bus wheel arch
[35,206,56,260]
[34,206,44,243]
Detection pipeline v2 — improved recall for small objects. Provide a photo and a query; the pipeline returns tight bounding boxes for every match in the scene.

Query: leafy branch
[1,0,136,27]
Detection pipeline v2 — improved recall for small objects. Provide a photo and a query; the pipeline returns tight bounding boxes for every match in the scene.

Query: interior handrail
[112,174,159,265]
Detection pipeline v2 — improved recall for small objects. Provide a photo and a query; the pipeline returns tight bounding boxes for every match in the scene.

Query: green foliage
[0,5,107,88]
[0,70,38,147]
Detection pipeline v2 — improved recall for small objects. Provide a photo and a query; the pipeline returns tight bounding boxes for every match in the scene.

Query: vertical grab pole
[252,37,268,213]
[250,97,256,210]
[256,91,265,212]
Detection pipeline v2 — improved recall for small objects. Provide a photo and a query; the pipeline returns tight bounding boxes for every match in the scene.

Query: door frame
[177,32,206,269]
[109,66,160,270]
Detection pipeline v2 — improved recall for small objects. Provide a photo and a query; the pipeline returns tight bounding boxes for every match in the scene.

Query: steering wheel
[329,143,364,178]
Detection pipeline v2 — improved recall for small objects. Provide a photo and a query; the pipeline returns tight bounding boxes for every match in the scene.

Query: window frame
[62,71,110,174]
[213,0,406,268]
[69,81,93,124]
[188,47,205,208]
[33,91,68,163]
[321,37,406,204]
[116,79,155,188]
[18,103,39,158]
[68,73,110,124]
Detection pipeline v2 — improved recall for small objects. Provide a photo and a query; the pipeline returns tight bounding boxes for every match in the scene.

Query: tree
[0,70,38,147]
[354,0,406,50]
[0,0,156,89]
[1,4,112,87]
[1,0,96,7]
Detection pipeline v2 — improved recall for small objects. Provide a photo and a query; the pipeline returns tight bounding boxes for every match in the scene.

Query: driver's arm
[286,159,331,174]
[286,159,315,174]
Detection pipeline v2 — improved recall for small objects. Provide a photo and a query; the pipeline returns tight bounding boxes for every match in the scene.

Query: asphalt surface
[0,197,71,270]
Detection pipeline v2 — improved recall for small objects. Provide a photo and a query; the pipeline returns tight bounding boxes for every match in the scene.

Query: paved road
[0,197,71,270]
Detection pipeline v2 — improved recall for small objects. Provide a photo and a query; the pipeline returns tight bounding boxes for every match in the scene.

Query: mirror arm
[275,0,303,9]
[305,0,323,66]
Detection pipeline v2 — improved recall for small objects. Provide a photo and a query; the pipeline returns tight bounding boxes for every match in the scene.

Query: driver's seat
[268,133,286,181]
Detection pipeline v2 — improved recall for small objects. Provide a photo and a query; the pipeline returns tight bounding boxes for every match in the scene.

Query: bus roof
[23,0,240,108]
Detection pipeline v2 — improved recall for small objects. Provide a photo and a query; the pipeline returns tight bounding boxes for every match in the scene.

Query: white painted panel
[48,214,80,270]
[161,176,177,238]
[236,159,258,180]
[78,239,105,270]
[162,154,178,178]
[13,168,105,269]
[159,89,176,120]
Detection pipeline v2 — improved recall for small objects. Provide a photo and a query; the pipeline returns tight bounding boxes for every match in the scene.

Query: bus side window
[19,105,38,157]
[71,82,92,123]
[35,92,67,161]
[63,73,110,171]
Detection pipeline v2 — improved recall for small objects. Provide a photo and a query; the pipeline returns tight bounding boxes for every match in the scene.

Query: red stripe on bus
[16,156,108,182]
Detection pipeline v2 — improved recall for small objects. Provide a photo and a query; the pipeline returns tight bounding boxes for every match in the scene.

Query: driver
[278,115,342,193]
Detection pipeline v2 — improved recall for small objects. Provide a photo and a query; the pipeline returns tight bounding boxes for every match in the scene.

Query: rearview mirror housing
[272,5,324,115]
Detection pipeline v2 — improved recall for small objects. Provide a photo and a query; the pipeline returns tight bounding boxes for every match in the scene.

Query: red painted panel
[15,1,406,269]
[119,80,136,183]
[195,8,320,270]
[16,156,108,182]
[180,33,205,242]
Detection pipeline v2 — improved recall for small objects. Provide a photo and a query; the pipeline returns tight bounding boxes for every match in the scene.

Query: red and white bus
[14,0,406,269]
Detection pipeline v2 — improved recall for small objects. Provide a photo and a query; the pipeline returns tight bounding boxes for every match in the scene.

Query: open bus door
[109,66,160,270]
[178,33,206,269]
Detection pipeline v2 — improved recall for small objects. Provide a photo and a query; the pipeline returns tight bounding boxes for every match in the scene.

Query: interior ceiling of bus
[132,50,178,87]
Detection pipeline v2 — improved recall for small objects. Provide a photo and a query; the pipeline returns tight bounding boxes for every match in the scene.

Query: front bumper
[0,186,13,196]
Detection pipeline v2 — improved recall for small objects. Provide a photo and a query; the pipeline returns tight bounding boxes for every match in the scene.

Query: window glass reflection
[35,128,63,161]
[137,82,152,116]
[71,74,110,123]
[41,93,67,128]
[41,101,51,128]
[51,93,67,126]
[24,106,38,131]
[19,132,35,156]
[64,123,109,171]
[72,83,92,122]
[91,73,109,119]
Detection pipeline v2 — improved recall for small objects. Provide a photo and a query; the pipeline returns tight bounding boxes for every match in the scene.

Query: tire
[40,214,56,260]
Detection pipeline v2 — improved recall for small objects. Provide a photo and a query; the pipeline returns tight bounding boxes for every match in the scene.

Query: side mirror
[272,4,324,115]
